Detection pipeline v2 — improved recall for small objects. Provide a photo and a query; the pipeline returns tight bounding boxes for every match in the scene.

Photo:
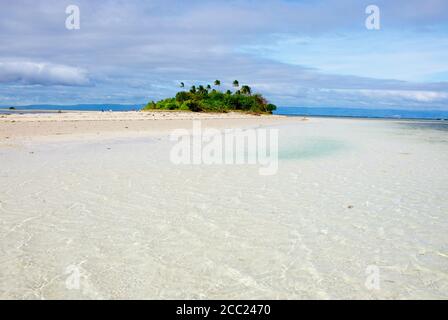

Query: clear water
[279,137,347,160]
[1,118,447,299]
[274,106,448,120]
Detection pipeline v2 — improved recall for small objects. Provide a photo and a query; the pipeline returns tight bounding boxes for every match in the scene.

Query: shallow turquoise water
[279,138,347,160]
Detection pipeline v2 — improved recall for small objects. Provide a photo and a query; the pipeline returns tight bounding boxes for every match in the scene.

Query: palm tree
[206,84,212,90]
[241,85,252,95]
[225,90,232,95]
[180,82,185,88]
[198,85,207,95]
[233,80,239,88]
[214,80,221,86]
[190,85,197,94]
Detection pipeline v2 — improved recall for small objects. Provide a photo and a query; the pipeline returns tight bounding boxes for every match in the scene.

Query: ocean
[274,106,448,120]
[1,104,448,120]
[0,104,143,113]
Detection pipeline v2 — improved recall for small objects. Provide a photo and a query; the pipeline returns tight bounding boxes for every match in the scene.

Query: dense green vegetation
[143,80,277,114]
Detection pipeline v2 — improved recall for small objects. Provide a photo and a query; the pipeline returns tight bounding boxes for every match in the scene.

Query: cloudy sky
[1,0,448,109]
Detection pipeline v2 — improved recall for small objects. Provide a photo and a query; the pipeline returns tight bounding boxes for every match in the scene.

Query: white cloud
[0,61,90,86]
[356,89,448,102]
[0,0,447,108]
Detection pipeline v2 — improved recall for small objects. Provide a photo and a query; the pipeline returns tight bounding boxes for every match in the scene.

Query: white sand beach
[0,112,447,299]
[0,111,287,142]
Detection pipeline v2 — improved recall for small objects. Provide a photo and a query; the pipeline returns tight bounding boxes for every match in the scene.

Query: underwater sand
[0,117,447,299]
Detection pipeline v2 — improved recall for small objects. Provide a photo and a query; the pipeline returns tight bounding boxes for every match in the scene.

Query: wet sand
[0,114,447,299]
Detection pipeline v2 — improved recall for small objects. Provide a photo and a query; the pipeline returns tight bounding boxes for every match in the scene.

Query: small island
[143,80,277,114]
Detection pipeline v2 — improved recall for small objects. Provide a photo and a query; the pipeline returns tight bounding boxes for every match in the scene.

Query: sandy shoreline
[3,110,438,144]
[0,111,295,144]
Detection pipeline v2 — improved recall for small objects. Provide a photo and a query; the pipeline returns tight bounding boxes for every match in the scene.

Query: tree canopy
[143,80,277,114]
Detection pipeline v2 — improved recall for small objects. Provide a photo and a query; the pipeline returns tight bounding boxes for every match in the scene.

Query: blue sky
[0,0,448,109]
